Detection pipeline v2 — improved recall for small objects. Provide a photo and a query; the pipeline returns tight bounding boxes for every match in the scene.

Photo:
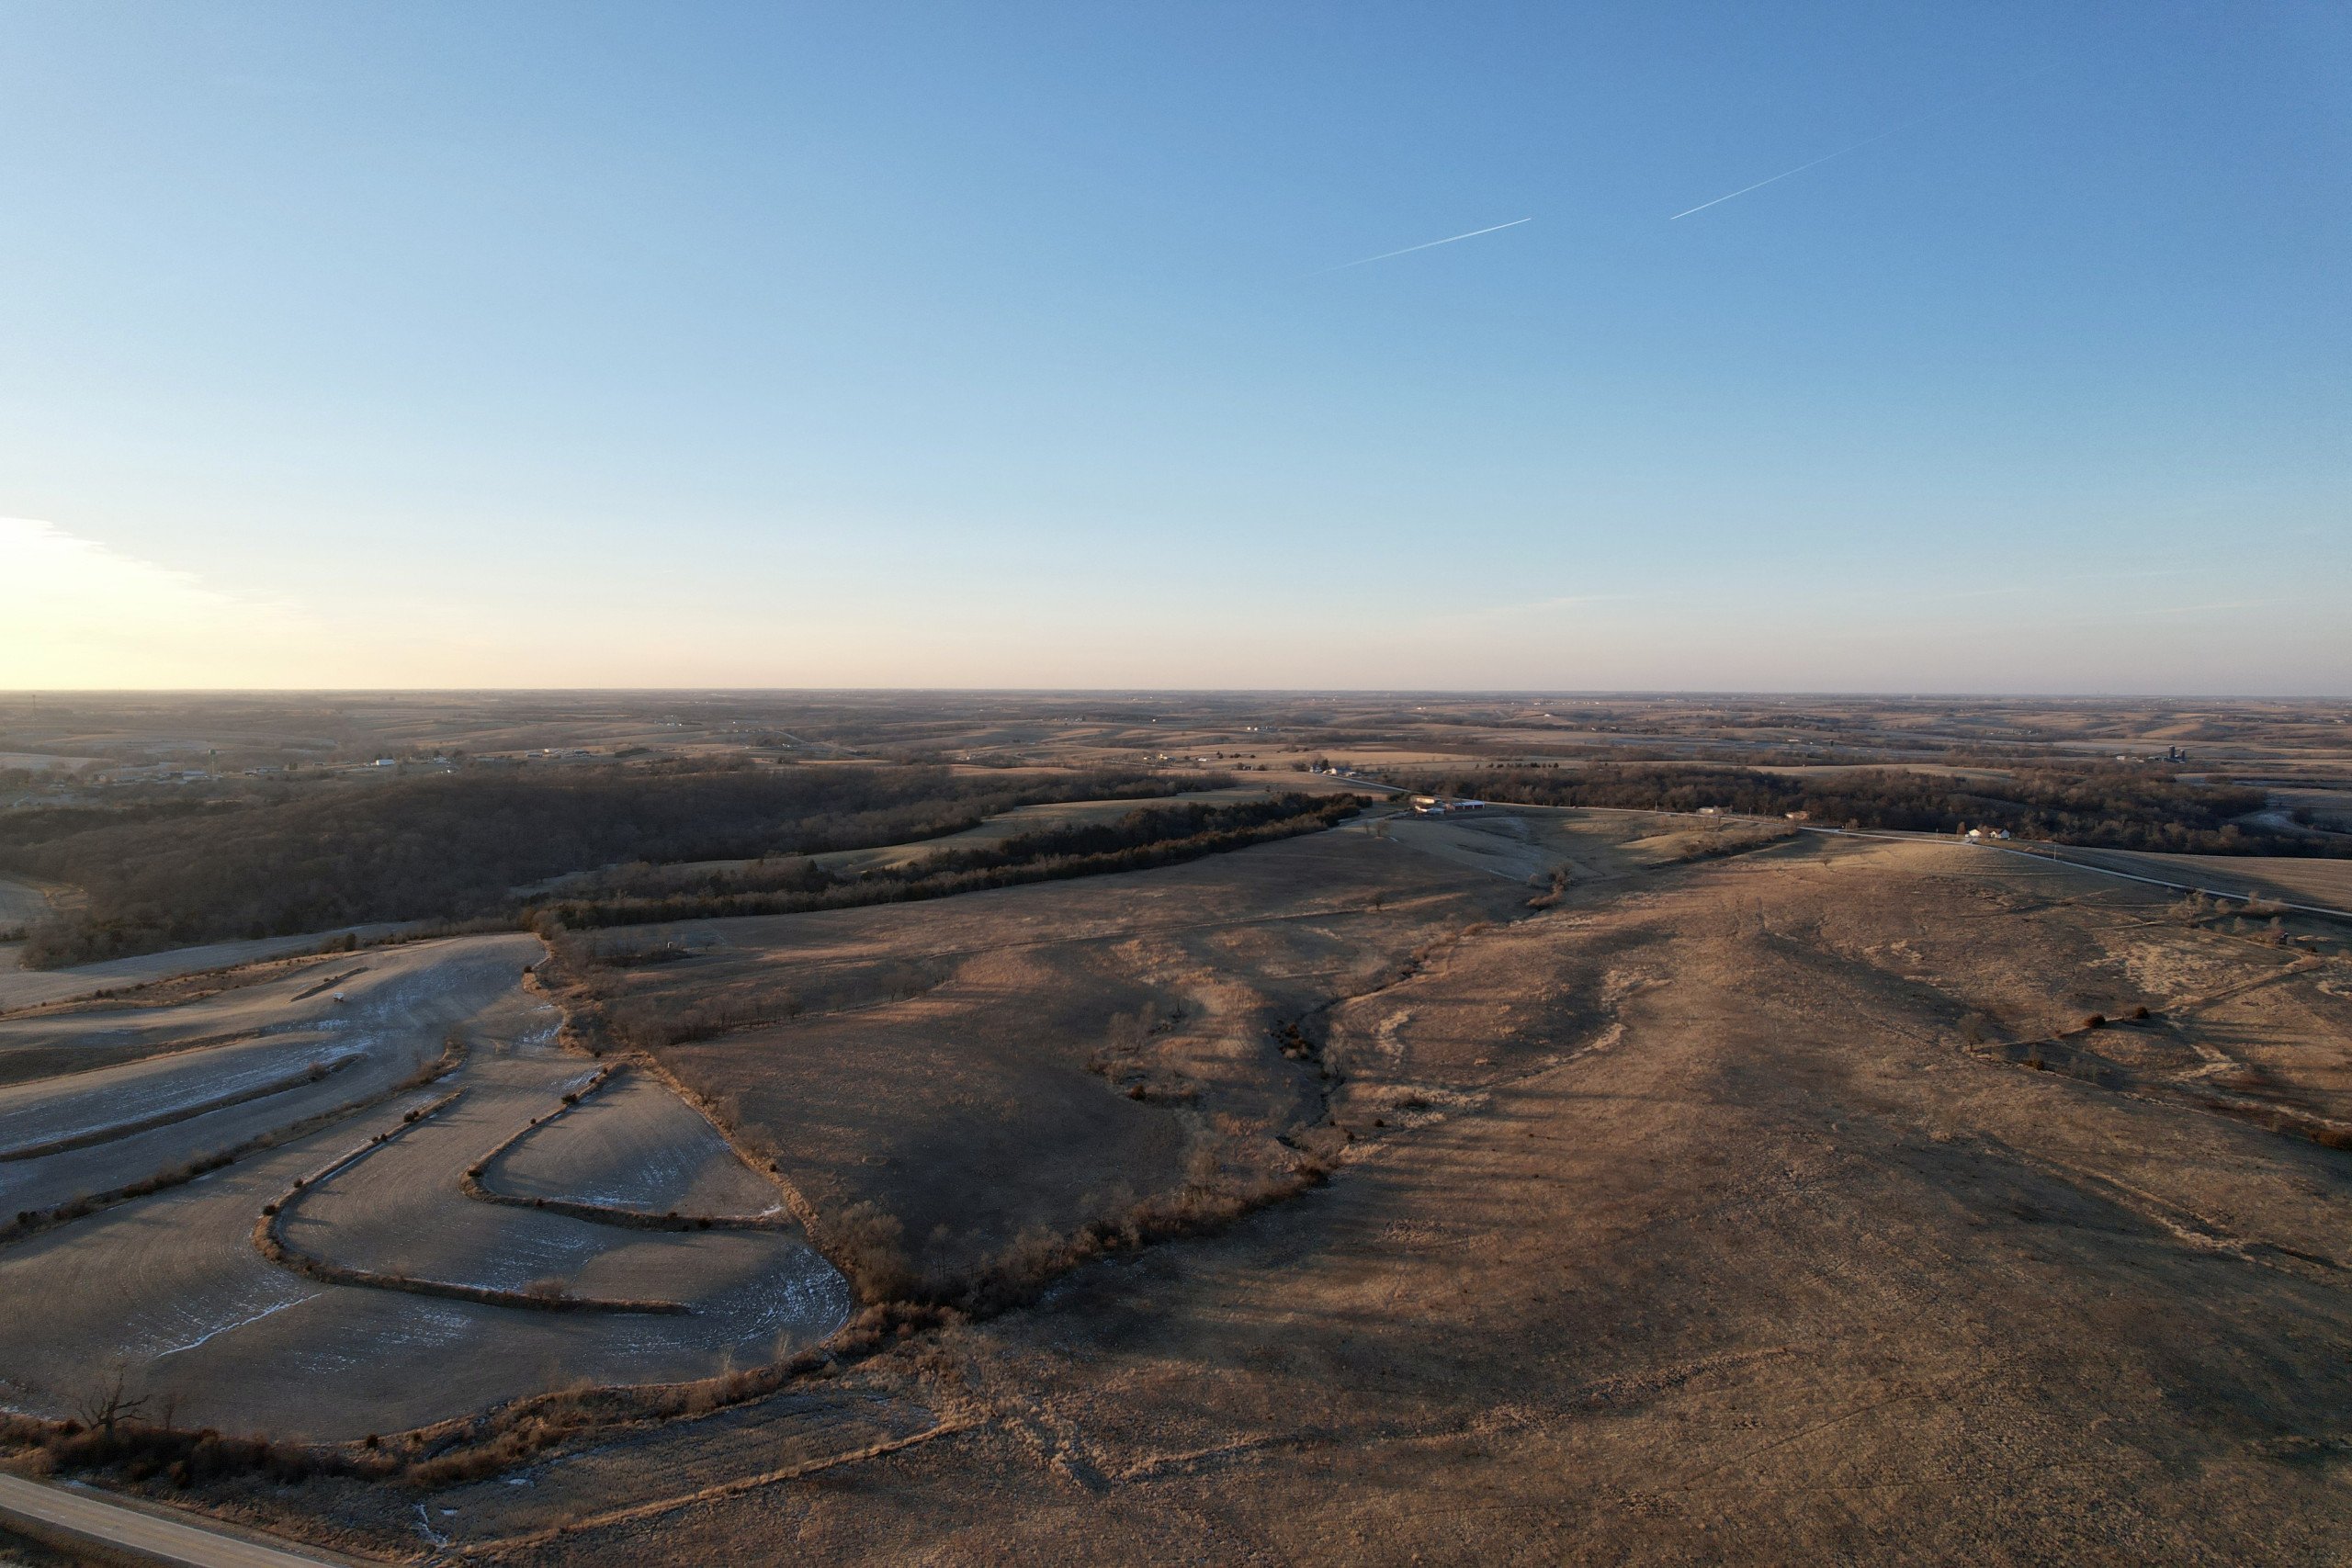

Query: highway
[0,1472,344,1566]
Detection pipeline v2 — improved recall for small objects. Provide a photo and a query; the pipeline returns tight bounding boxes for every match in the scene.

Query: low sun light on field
[3,518,322,688]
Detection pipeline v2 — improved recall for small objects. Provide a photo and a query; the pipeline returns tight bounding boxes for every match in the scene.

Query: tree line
[1,763,1210,967]
[535,794,1363,931]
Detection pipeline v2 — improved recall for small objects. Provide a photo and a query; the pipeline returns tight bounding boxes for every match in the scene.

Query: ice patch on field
[471,1224,613,1291]
[291,1302,481,1375]
[142,1283,324,1361]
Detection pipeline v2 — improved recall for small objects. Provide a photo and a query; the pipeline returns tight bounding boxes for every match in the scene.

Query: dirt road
[0,927,410,1014]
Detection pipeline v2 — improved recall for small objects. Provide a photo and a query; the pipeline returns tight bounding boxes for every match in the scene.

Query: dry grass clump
[2212,1060,2276,1094]
[402,1427,563,1486]
[397,1348,839,1486]
[576,931,698,967]
[973,1156,1329,1314]
[605,994,796,1051]
[530,933,798,1053]
[818,1152,1331,1326]
[2170,892,2302,947]
[1526,867,1571,909]
[827,1201,916,1304]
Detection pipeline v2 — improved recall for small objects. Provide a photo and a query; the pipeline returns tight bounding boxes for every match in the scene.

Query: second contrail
[1669,70,2049,220]
[1321,217,1532,272]
[1668,130,1909,220]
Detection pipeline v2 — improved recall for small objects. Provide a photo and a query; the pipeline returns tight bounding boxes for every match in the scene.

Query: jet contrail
[1668,69,2048,220]
[1320,217,1532,272]
[1668,130,1908,220]
[1669,109,1953,220]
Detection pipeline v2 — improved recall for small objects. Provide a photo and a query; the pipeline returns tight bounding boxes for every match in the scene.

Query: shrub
[2,1407,390,1488]
[827,1201,913,1305]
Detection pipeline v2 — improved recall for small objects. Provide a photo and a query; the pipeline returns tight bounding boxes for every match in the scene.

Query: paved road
[1373,797,2352,921]
[0,1472,343,1566]
[1787,824,2352,921]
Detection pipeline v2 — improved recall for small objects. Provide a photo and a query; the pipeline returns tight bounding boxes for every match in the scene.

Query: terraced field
[486,1067,788,1221]
[0,935,846,1442]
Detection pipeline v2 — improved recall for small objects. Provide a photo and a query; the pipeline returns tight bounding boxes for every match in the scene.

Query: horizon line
[1,686,2344,702]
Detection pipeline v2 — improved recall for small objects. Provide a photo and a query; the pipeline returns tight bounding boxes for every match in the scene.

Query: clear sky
[3,2,2346,693]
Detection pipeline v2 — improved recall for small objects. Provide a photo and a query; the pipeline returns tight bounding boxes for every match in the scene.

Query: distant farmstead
[1409,795,1486,816]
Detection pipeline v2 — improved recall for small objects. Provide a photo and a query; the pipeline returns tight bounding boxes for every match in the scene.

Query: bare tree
[74,1369,149,1433]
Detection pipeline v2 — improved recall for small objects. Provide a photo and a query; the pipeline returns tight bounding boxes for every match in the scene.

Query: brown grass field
[2,712,2350,1563]
[2043,846,2352,911]
[433,825,2350,1567]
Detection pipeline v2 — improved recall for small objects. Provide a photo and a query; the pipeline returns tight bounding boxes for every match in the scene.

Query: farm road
[0,925,411,1013]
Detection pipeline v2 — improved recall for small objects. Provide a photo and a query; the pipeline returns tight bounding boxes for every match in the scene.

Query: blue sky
[2,2,2345,691]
